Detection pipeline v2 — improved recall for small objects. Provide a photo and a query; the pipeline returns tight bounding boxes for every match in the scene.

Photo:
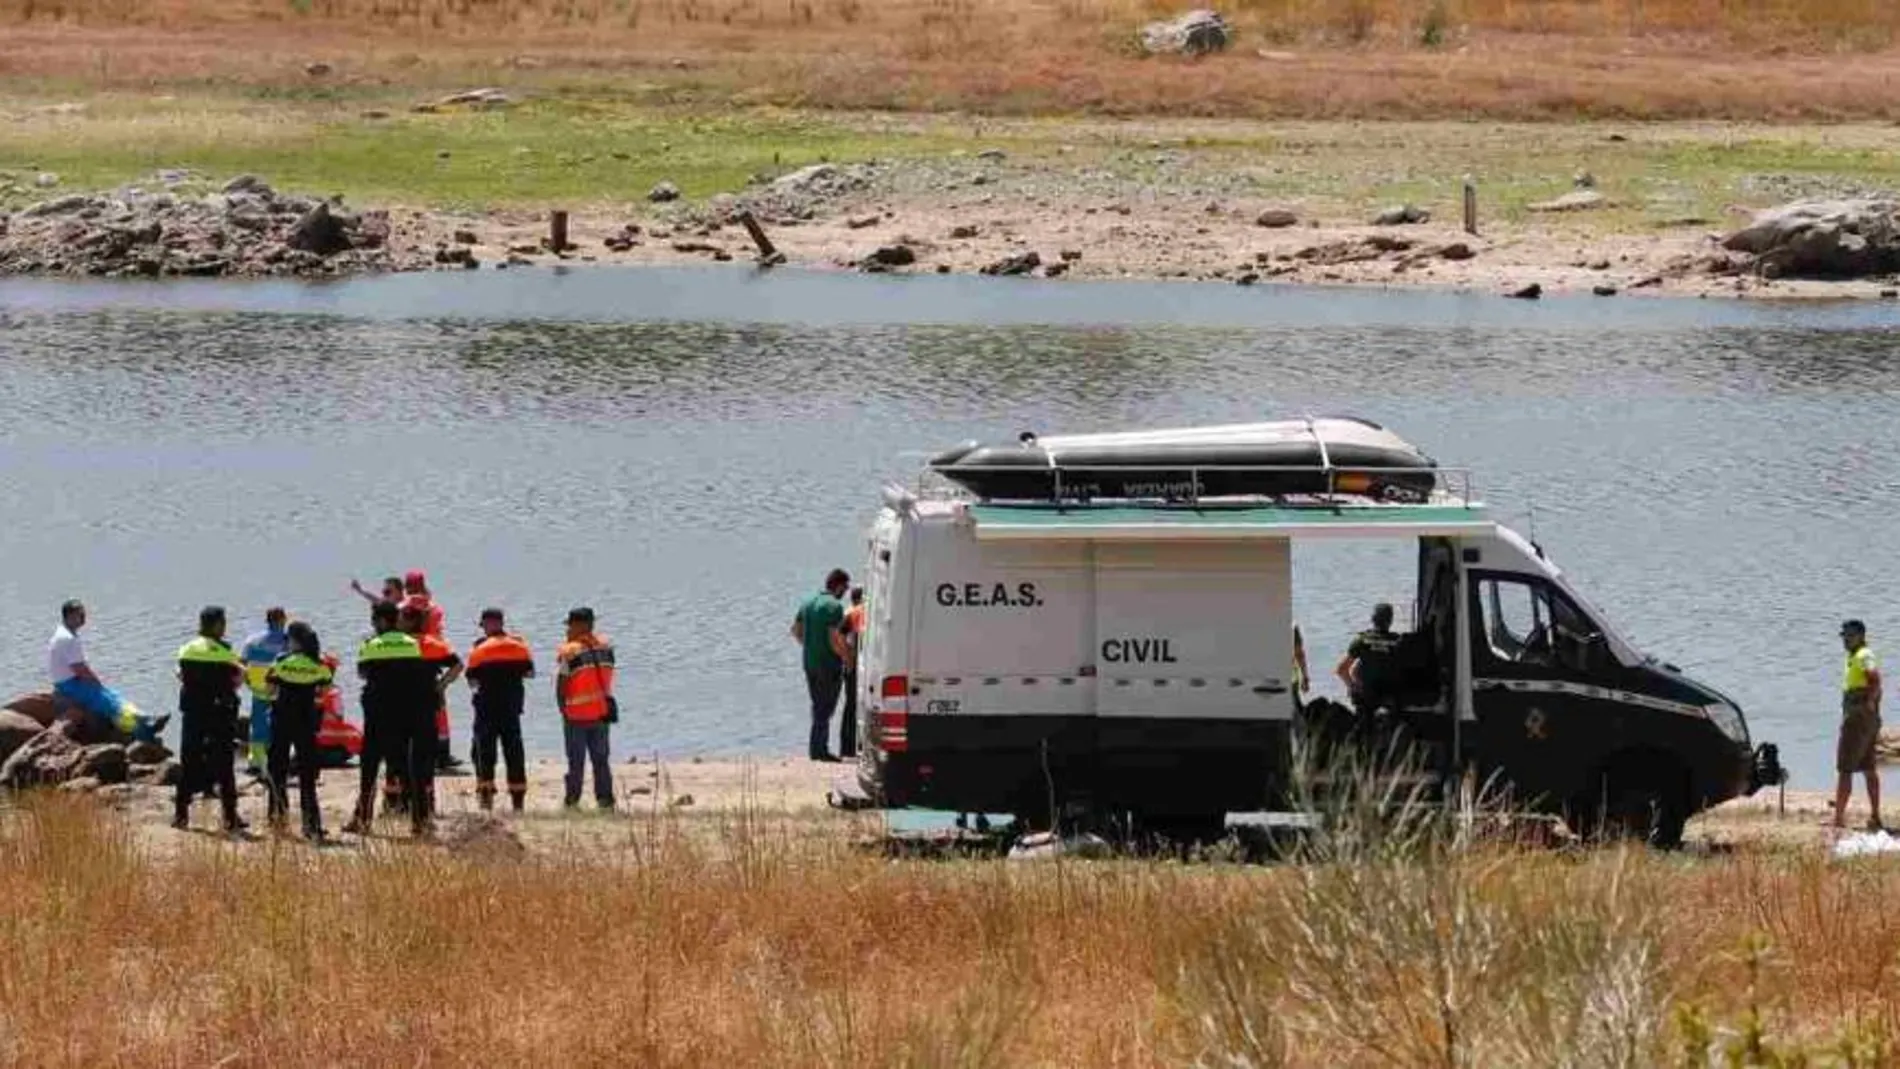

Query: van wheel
[1570,758,1688,850]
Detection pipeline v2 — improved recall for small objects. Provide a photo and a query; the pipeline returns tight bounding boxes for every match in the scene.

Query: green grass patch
[0,95,962,211]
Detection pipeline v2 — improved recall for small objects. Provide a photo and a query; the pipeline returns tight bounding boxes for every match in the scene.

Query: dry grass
[4,0,1900,118]
[3,793,1900,1068]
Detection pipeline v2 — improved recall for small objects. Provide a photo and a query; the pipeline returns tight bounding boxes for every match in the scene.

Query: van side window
[1477,577,1598,670]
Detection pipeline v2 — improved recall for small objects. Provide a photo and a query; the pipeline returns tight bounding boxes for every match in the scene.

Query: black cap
[1843,619,1867,636]
[567,606,595,625]
[481,607,505,623]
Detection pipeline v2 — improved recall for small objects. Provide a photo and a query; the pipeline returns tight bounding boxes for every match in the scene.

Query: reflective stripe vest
[1845,646,1879,693]
[271,652,334,688]
[178,635,242,715]
[556,635,616,723]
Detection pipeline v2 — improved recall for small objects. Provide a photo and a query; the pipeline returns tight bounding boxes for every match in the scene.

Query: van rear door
[1093,540,1293,751]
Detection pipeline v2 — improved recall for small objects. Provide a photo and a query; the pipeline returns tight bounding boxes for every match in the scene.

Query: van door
[1465,571,1623,809]
[1093,540,1293,812]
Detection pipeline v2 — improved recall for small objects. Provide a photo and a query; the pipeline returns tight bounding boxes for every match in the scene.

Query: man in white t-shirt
[48,600,166,742]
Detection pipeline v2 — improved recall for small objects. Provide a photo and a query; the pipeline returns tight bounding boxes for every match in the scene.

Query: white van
[852,427,1782,845]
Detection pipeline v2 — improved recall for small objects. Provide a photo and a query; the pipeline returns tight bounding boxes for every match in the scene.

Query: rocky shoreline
[7,161,1900,299]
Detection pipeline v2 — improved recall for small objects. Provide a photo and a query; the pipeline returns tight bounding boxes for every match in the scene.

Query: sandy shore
[76,751,1864,860]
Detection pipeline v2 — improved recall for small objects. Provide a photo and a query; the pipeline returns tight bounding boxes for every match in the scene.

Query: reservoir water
[3,266,1898,790]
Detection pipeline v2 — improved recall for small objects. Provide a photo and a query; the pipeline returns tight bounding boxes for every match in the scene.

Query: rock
[0,727,82,788]
[1255,209,1299,228]
[58,776,102,794]
[981,250,1041,276]
[949,224,980,239]
[1439,242,1476,261]
[770,163,842,195]
[440,814,528,860]
[1059,249,1082,262]
[1573,171,1598,189]
[1044,260,1070,278]
[1722,199,1900,279]
[846,214,882,229]
[1527,190,1608,213]
[669,793,696,809]
[977,148,1007,162]
[3,692,61,727]
[1587,258,1612,270]
[435,246,477,267]
[417,87,514,112]
[286,202,353,257]
[1592,284,1619,296]
[0,712,43,763]
[126,740,171,766]
[647,181,682,203]
[128,759,182,787]
[221,174,267,195]
[861,244,916,269]
[1507,283,1544,300]
[452,228,479,245]
[1365,234,1412,252]
[75,744,128,785]
[1373,204,1430,226]
[1630,274,1664,289]
[1008,831,1113,861]
[1883,289,1899,299]
[21,194,94,218]
[1235,271,1259,285]
[1140,9,1232,56]
[305,61,333,77]
[34,173,59,189]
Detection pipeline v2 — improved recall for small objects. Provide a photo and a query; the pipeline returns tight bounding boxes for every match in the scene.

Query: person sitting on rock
[48,599,167,744]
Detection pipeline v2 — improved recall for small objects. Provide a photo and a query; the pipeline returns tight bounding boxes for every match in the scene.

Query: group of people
[45,571,621,841]
[791,568,866,762]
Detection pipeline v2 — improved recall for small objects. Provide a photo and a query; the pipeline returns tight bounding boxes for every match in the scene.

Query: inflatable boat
[928,417,1439,502]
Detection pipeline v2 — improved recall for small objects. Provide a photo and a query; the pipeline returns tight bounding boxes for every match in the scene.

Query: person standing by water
[839,587,867,760]
[48,600,167,743]
[345,600,433,837]
[174,606,245,833]
[265,621,332,841]
[556,607,617,810]
[1835,619,1885,832]
[239,608,291,775]
[467,608,535,813]
[350,576,406,609]
[789,569,850,763]
[396,570,460,769]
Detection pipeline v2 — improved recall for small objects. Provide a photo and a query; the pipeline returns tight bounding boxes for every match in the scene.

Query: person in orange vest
[466,607,535,812]
[313,652,363,767]
[555,606,617,810]
[839,586,867,760]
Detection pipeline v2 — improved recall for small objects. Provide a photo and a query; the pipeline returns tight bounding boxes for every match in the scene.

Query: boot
[509,791,525,813]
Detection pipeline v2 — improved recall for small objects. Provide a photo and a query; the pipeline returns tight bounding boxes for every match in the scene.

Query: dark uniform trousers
[357,701,435,827]
[472,700,527,810]
[176,700,240,826]
[267,691,324,835]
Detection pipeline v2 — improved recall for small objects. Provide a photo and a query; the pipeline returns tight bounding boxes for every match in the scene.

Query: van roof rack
[914,464,1479,511]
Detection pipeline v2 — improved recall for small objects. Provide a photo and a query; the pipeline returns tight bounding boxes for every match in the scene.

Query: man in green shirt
[790,568,850,762]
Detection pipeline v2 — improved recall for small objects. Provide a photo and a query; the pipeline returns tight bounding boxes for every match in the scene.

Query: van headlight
[1703,702,1748,745]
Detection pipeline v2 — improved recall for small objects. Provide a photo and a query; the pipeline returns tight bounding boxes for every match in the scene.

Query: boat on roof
[927,416,1439,503]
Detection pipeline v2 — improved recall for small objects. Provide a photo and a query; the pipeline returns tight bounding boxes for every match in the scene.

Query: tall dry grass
[2,791,1899,1068]
[4,0,1900,118]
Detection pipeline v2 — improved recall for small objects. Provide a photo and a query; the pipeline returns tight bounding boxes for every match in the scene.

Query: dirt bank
[9,117,1900,298]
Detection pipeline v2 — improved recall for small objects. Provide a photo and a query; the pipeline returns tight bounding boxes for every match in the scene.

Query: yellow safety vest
[1845,646,1879,693]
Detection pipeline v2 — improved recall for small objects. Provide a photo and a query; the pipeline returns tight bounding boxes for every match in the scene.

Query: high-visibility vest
[270,652,334,688]
[556,635,616,723]
[178,635,242,714]
[1845,646,1880,693]
[468,634,533,671]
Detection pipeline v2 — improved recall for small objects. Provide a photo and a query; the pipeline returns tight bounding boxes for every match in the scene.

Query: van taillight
[877,675,909,753]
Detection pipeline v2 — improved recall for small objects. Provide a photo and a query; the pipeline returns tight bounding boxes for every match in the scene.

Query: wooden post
[548,209,569,253]
[1462,179,1478,237]
[737,209,786,267]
